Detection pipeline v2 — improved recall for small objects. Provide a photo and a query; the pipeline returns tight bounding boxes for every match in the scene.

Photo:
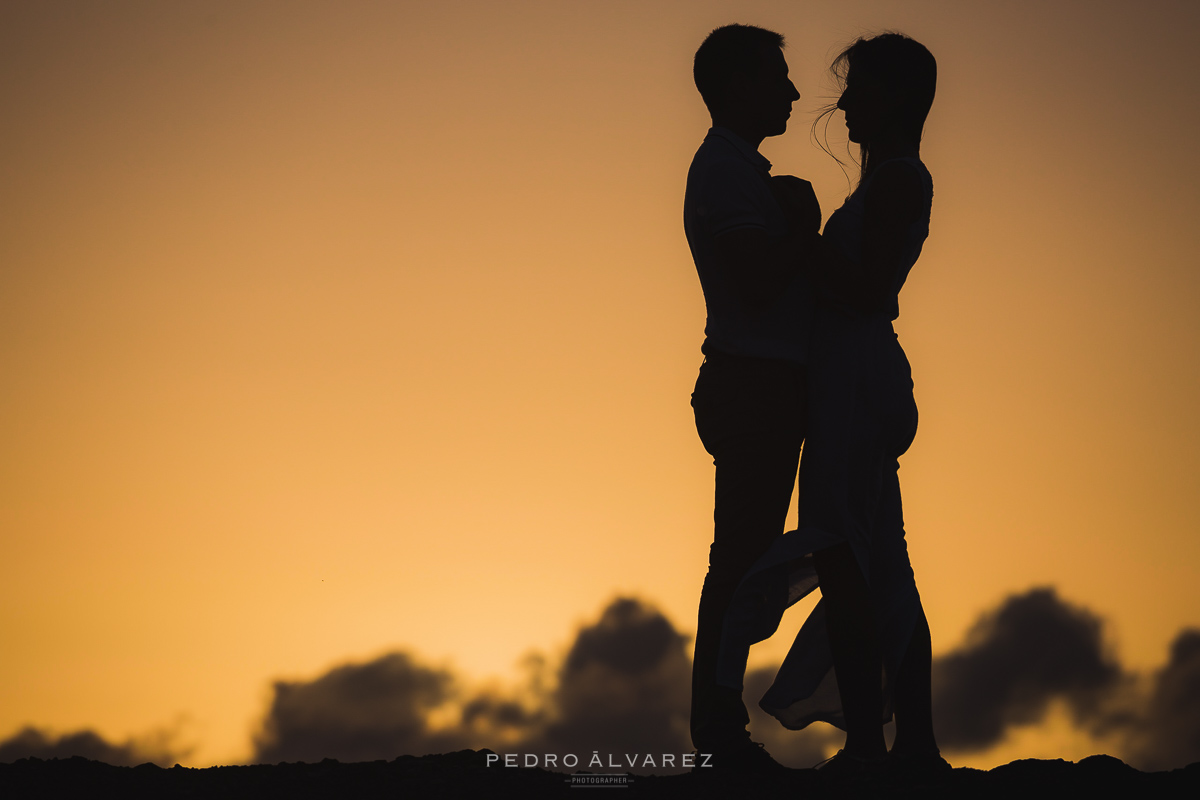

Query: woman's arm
[808,161,927,313]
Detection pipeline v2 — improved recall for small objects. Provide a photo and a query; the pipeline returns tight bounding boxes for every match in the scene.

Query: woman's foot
[814,749,886,779]
[886,747,952,781]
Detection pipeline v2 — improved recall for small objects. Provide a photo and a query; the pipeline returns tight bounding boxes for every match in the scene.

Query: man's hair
[693,24,785,113]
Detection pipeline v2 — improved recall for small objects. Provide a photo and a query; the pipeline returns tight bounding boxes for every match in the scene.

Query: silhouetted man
[684,24,819,767]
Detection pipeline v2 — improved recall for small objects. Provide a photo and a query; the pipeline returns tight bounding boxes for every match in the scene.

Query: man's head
[693,24,799,142]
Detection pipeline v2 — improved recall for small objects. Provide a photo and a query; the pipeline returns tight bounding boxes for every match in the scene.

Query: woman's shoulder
[863,160,931,223]
[870,158,930,189]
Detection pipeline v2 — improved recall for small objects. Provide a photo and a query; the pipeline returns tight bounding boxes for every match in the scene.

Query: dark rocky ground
[3,750,1199,799]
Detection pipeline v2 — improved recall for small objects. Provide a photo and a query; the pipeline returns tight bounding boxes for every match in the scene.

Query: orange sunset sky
[3,0,1200,769]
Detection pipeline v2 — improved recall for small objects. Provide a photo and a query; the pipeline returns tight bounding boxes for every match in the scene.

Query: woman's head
[819,33,936,180]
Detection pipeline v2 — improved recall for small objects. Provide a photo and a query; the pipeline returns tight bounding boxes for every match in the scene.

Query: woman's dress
[714,157,934,731]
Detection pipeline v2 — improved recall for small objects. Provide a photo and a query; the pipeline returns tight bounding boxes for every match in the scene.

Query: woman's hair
[814,32,937,187]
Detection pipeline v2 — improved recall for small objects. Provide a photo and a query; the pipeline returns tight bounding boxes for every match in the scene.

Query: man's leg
[690,355,803,751]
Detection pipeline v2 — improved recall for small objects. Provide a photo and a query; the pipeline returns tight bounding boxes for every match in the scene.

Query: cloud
[1121,628,1200,771]
[927,588,1200,771]
[251,597,694,768]
[526,597,693,758]
[253,651,470,763]
[0,725,190,766]
[931,587,1123,752]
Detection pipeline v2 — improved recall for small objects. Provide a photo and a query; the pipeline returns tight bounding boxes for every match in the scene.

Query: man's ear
[722,68,755,102]
[708,76,738,115]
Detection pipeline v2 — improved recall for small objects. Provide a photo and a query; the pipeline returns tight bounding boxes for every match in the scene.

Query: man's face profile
[755,46,799,135]
[723,45,800,139]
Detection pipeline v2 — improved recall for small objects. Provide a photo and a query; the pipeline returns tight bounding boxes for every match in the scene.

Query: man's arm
[710,176,821,314]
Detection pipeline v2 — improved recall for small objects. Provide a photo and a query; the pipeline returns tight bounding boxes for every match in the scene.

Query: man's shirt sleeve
[692,159,770,238]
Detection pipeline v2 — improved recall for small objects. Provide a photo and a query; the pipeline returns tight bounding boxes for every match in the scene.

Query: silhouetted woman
[714,32,946,776]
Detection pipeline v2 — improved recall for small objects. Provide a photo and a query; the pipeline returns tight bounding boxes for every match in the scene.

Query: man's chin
[762,118,789,137]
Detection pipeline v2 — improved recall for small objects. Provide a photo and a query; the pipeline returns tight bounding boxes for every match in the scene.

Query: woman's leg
[813,541,887,758]
[891,605,938,754]
[870,458,939,755]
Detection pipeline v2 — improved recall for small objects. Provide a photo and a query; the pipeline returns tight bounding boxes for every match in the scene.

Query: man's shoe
[700,740,788,774]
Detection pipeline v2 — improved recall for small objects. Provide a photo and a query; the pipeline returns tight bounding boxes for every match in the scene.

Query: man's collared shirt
[683,127,812,364]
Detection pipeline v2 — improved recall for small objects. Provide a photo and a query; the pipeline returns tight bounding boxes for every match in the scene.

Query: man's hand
[770,175,821,234]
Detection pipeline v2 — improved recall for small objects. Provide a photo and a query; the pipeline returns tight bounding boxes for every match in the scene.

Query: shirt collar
[707,127,772,175]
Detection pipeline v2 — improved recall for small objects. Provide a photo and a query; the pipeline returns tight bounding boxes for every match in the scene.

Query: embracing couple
[684,24,947,777]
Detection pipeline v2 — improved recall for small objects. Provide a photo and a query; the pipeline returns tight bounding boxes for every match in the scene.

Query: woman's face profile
[837,67,897,145]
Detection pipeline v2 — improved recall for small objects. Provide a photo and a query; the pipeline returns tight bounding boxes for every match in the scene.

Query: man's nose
[788,81,800,101]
